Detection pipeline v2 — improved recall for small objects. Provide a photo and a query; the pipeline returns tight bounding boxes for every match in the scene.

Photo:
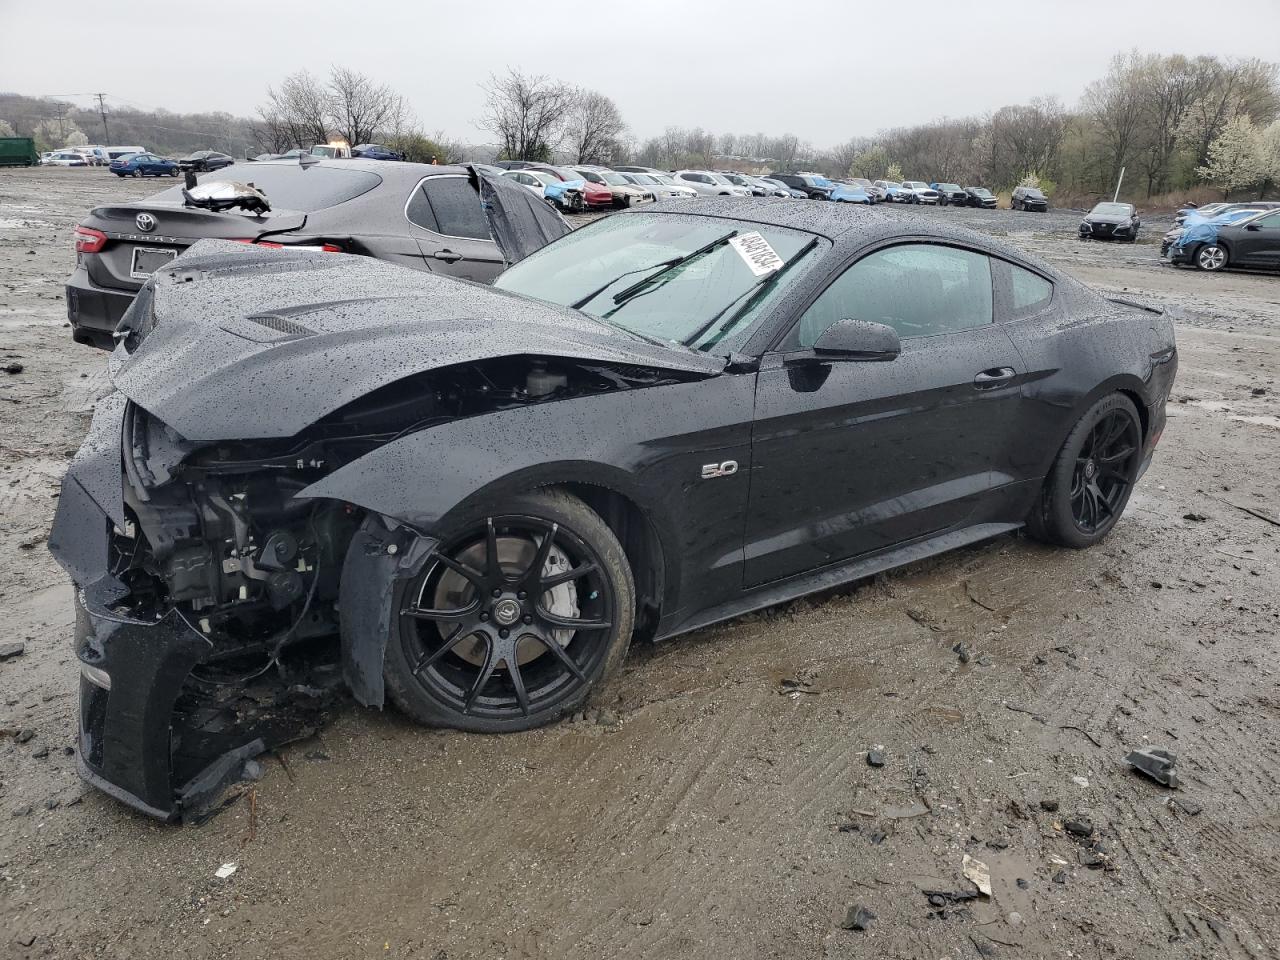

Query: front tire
[383,489,635,732]
[1025,393,1143,548]
[1196,244,1227,271]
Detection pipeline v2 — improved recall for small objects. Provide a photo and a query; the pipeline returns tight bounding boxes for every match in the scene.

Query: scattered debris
[778,676,818,697]
[0,641,24,660]
[1182,512,1209,522]
[15,728,34,744]
[953,641,972,664]
[1078,849,1105,869]
[1039,798,1060,812]
[1169,796,1202,816]
[304,750,330,762]
[962,853,992,897]
[595,709,621,727]
[882,800,930,820]
[840,904,876,931]
[1052,870,1068,884]
[1126,747,1180,788]
[3,362,23,375]
[1060,725,1103,748]
[1218,498,1280,529]
[1071,776,1090,788]
[866,746,886,768]
[1063,818,1094,838]
[31,743,48,759]
[214,862,238,879]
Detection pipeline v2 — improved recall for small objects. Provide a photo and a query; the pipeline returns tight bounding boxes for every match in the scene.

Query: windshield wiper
[609,230,738,306]
[569,257,684,311]
[683,236,820,348]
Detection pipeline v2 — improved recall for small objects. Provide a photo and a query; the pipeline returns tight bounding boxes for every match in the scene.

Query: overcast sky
[3,0,1279,147]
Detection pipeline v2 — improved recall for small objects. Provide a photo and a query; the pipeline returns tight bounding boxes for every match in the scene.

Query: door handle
[973,367,1017,388]
[433,250,462,263]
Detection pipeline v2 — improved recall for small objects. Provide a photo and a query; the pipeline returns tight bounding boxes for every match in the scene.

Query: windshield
[708,174,734,185]
[650,173,676,185]
[629,174,658,184]
[494,213,826,354]
[1024,188,1046,198]
[1091,202,1133,216]
[970,188,992,196]
[597,171,629,185]
[884,181,902,189]
[939,183,960,191]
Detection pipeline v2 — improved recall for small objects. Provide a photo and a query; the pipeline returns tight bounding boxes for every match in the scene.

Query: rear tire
[383,489,635,733]
[1025,393,1143,549]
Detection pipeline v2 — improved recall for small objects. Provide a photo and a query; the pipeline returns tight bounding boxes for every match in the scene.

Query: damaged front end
[52,393,357,820]
[52,322,701,819]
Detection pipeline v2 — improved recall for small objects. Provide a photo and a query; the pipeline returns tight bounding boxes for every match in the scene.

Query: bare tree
[327,66,406,147]
[479,69,576,161]
[260,70,329,148]
[566,89,626,163]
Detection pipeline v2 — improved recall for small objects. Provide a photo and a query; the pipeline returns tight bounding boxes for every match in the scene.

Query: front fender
[299,374,757,627]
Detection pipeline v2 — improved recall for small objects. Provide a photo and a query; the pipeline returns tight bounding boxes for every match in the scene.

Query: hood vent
[220,312,318,343]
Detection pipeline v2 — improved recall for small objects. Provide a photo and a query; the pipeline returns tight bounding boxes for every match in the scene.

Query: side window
[788,243,993,349]
[405,185,438,232]
[1255,212,1280,228]
[419,176,492,241]
[1009,264,1053,317]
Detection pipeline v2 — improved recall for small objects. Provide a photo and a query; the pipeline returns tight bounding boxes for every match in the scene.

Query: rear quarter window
[419,175,492,241]
[1009,264,1053,317]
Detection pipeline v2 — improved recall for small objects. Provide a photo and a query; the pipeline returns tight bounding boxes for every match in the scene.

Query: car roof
[636,199,1065,277]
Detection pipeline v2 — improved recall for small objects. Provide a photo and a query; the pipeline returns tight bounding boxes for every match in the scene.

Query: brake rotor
[428,534,579,667]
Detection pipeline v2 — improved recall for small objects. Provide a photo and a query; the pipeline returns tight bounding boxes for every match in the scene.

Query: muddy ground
[1,166,1278,959]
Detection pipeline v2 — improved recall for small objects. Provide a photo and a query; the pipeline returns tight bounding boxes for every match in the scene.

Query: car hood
[110,240,724,442]
[1084,213,1131,225]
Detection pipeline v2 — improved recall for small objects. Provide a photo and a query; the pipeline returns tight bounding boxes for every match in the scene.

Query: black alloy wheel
[384,490,634,732]
[1026,393,1143,548]
[1068,409,1140,535]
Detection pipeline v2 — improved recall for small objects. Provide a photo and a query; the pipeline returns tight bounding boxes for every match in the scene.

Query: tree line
[3,52,1277,200]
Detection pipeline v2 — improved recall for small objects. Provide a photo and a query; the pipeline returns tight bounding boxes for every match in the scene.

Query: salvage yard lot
[2,166,1279,959]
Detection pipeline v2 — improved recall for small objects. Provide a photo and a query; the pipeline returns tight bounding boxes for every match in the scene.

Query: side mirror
[811,319,901,361]
[1246,223,1261,231]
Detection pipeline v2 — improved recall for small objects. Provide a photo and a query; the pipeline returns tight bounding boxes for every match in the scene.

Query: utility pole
[94,93,110,143]
[1113,165,1125,203]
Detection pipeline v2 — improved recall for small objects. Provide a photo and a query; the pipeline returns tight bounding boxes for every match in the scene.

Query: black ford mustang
[50,199,1177,820]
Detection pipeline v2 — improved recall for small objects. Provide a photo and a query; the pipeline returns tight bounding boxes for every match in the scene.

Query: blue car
[110,153,179,178]
[351,143,404,161]
[830,182,872,204]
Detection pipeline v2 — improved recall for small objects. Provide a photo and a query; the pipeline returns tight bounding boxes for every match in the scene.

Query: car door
[744,241,1025,587]
[405,173,505,282]
[1232,211,1280,267]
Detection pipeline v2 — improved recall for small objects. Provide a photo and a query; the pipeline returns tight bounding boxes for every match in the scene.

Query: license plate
[130,247,177,280]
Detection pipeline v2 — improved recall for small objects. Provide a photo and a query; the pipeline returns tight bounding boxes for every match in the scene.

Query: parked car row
[1162,205,1280,271]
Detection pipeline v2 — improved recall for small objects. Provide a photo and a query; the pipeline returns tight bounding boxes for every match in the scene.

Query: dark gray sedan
[65,159,568,347]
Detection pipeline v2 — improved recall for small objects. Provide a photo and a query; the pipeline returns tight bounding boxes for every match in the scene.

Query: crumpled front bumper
[49,394,264,821]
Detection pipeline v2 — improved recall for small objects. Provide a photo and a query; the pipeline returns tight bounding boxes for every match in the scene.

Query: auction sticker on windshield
[729,232,783,276]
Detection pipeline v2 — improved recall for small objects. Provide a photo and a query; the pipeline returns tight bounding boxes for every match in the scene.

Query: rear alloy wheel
[1196,244,1227,271]
[384,490,635,732]
[1025,393,1143,548]
[132,169,142,178]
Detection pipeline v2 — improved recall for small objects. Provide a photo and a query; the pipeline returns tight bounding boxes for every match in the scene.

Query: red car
[530,166,614,210]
